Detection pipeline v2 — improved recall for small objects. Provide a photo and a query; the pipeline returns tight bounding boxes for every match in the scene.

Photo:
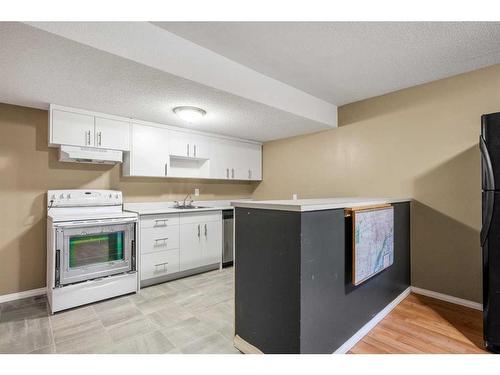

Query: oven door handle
[53,217,137,228]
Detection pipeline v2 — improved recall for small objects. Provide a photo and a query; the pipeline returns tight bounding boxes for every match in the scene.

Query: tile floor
[0,267,239,354]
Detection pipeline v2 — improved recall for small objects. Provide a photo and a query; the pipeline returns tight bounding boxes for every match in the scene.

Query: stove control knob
[115,194,119,199]
[59,193,65,199]
[67,193,71,199]
[109,194,113,199]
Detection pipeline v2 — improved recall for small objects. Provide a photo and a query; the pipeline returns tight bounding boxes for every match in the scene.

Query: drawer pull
[154,262,168,273]
[154,219,168,226]
[154,237,168,244]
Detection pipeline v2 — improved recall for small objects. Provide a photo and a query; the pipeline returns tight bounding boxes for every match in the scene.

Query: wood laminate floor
[349,293,488,354]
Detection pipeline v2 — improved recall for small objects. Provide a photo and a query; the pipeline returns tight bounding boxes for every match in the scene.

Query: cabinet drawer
[179,211,222,225]
[140,225,179,254]
[140,213,180,228]
[141,249,180,281]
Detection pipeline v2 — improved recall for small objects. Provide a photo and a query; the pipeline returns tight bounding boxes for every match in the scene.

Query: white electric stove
[46,189,138,313]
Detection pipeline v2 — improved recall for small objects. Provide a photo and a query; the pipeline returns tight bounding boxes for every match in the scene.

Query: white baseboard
[0,287,47,304]
[411,286,483,311]
[334,286,412,354]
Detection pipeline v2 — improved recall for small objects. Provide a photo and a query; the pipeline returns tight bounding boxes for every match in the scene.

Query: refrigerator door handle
[482,191,494,246]
[480,135,495,190]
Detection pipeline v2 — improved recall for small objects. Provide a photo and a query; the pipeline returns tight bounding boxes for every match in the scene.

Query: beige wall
[253,64,500,303]
[0,103,256,296]
[3,64,498,302]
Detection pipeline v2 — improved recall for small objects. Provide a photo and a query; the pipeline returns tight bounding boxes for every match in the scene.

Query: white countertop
[230,197,411,212]
[123,199,246,215]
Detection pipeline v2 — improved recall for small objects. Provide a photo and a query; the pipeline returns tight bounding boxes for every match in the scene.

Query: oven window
[69,232,124,268]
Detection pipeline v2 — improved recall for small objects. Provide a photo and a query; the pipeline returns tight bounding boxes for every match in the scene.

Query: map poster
[352,205,394,286]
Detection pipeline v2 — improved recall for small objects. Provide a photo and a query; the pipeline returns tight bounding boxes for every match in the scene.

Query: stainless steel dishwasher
[222,209,234,267]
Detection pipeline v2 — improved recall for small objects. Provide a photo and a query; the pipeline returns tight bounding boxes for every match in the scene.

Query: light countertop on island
[231,197,411,212]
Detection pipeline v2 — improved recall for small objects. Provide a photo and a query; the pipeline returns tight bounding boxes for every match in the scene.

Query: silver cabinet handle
[98,131,102,147]
[197,224,200,238]
[248,169,252,179]
[154,262,168,273]
[86,130,91,145]
[231,168,235,179]
[187,144,190,157]
[154,237,168,243]
[164,163,168,176]
[194,144,197,157]
[204,223,207,237]
[154,219,168,226]
[226,168,229,178]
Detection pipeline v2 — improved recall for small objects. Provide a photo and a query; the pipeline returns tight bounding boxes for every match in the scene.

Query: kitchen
[1,6,500,372]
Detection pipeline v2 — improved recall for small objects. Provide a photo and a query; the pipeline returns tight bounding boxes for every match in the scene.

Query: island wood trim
[344,203,392,217]
[233,335,264,354]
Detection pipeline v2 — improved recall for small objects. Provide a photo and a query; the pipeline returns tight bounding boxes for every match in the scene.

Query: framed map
[352,205,394,286]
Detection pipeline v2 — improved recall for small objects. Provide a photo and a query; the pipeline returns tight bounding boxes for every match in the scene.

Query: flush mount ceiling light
[173,106,207,123]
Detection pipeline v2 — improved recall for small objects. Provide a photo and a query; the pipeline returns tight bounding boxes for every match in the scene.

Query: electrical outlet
[194,188,200,196]
[292,193,298,200]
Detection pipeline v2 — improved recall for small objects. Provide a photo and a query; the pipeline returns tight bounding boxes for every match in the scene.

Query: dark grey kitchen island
[231,197,411,354]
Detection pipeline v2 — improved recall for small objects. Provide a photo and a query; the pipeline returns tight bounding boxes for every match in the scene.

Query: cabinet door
[51,109,95,147]
[202,221,222,266]
[210,138,236,179]
[169,130,211,159]
[191,134,211,159]
[169,130,191,157]
[179,223,203,271]
[228,141,252,180]
[141,249,180,281]
[245,143,262,181]
[125,124,169,177]
[95,117,130,151]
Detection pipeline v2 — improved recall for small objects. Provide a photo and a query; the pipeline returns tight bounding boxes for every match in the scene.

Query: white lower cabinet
[179,212,222,272]
[140,225,180,254]
[141,249,180,280]
[139,211,222,284]
[202,220,223,265]
[179,223,204,271]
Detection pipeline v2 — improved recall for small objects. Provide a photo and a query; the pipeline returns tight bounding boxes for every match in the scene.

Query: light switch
[292,193,298,200]
[194,188,200,196]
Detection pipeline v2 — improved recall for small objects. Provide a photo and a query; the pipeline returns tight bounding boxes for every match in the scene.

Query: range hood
[59,145,123,164]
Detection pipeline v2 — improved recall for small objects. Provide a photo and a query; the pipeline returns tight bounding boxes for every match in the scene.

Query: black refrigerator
[480,112,500,353]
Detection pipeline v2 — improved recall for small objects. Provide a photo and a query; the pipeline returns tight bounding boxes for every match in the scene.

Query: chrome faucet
[182,192,193,207]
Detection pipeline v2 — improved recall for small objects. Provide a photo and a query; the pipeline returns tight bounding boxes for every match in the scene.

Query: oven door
[55,220,136,286]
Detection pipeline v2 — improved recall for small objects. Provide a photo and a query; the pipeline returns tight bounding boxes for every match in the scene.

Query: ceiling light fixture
[173,106,207,123]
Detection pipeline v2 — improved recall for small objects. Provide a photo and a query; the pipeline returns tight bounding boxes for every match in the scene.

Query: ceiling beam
[25,21,337,127]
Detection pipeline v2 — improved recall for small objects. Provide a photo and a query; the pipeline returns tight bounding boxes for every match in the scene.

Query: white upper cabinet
[123,124,169,177]
[169,130,211,159]
[51,109,95,147]
[210,138,262,181]
[242,142,262,181]
[49,105,130,151]
[210,138,239,179]
[49,104,261,181]
[95,117,130,151]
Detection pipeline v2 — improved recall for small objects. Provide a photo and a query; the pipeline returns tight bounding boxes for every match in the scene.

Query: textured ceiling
[157,22,500,105]
[0,22,330,142]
